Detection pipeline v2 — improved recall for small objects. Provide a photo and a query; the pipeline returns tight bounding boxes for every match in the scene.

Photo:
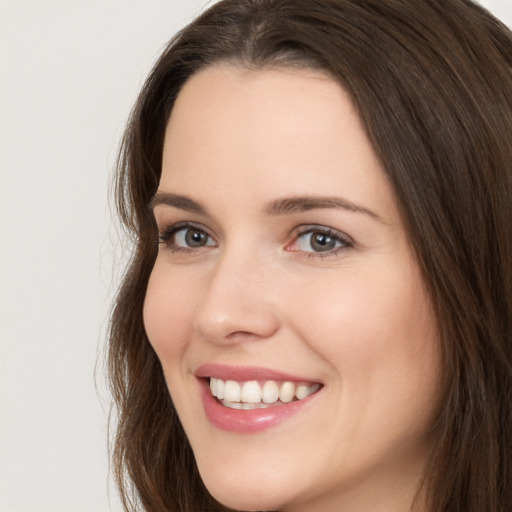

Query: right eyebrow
[148,192,208,215]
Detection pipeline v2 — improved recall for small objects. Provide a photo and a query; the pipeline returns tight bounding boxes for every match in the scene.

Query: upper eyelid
[159,220,206,230]
[156,216,221,240]
[158,221,215,236]
[152,204,213,229]
[292,224,353,242]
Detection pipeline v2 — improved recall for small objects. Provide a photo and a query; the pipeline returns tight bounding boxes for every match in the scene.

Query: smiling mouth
[209,378,322,410]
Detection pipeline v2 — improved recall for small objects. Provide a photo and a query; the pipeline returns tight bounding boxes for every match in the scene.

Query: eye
[287,226,352,256]
[158,223,216,251]
[174,228,214,248]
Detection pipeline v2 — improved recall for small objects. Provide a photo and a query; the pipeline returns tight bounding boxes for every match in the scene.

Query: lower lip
[199,379,319,433]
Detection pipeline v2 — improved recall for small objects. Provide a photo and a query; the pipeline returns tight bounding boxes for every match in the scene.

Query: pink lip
[195,364,322,433]
[195,363,317,383]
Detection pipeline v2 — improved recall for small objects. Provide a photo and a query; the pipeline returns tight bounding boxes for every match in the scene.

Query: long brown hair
[108,1,512,510]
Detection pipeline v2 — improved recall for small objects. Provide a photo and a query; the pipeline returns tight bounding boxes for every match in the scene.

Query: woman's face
[144,65,442,512]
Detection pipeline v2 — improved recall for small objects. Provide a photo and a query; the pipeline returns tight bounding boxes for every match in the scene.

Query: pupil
[186,229,206,247]
[311,233,335,251]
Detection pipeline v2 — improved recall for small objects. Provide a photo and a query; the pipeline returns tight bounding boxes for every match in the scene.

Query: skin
[143,64,442,512]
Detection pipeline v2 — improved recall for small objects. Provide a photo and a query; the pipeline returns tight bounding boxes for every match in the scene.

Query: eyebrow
[149,191,383,222]
[265,196,383,221]
[148,192,208,215]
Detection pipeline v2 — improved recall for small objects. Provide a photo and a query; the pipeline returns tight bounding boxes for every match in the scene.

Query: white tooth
[222,400,243,409]
[308,383,321,396]
[295,384,311,400]
[223,380,241,402]
[241,381,262,403]
[242,402,271,410]
[210,378,217,397]
[279,381,295,403]
[262,380,279,404]
[296,383,321,399]
[216,379,225,400]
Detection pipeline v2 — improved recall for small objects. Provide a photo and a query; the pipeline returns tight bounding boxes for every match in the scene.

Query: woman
[108,1,512,511]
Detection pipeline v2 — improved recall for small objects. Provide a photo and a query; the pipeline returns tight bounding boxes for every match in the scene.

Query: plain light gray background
[1,1,511,511]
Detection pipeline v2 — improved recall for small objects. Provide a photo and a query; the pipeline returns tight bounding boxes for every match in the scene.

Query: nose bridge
[193,242,279,343]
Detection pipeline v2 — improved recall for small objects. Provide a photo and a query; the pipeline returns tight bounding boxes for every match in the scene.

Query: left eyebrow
[265,196,384,222]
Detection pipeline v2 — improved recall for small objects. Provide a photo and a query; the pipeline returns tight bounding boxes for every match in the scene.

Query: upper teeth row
[209,378,320,404]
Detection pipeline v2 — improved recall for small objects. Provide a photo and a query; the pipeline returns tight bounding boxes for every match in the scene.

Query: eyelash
[158,221,215,254]
[157,222,353,258]
[288,226,353,258]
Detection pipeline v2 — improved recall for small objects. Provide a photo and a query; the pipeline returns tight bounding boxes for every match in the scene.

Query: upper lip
[195,363,322,383]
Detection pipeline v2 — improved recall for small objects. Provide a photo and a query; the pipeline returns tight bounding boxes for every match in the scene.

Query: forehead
[160,64,397,222]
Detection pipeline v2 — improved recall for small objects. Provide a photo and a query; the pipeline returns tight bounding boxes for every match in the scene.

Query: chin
[204,483,283,512]
[197,462,290,512]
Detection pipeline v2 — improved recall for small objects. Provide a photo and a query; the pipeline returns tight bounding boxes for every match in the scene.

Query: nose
[193,249,280,345]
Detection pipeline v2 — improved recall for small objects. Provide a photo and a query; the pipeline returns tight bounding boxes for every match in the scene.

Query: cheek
[287,269,422,349]
[285,263,441,412]
[143,263,196,361]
